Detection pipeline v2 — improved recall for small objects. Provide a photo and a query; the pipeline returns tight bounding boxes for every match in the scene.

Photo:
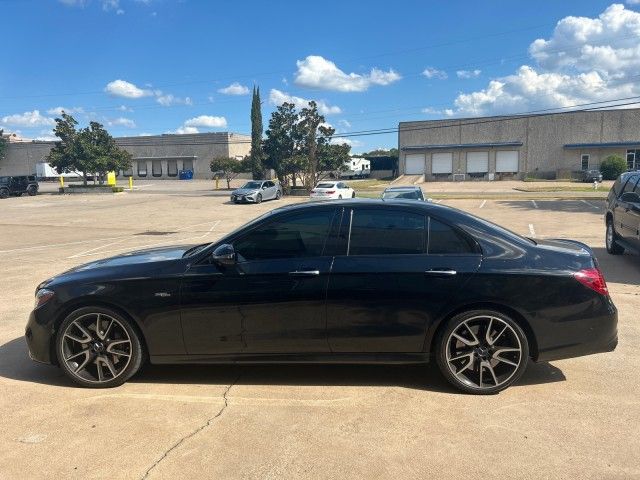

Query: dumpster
[178,170,193,180]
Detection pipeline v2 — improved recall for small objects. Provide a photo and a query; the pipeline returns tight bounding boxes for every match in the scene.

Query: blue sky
[2,0,640,152]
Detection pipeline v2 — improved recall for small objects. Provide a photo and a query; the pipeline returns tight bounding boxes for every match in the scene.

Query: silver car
[230,180,282,204]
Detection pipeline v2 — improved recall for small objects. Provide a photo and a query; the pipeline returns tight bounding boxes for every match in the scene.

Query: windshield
[383,190,421,199]
[242,181,262,189]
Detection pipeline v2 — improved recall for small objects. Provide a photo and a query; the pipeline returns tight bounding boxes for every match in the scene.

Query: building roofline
[401,141,523,151]
[564,141,640,149]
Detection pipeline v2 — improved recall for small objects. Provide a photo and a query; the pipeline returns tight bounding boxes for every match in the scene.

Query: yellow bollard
[215,177,219,189]
[59,176,64,189]
[107,171,116,186]
[129,176,133,190]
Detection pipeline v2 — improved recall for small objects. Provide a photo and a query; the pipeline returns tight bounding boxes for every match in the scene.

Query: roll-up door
[466,151,489,173]
[405,154,425,174]
[496,151,519,172]
[432,153,453,174]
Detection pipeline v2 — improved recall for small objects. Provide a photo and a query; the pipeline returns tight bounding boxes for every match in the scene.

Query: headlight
[34,289,55,309]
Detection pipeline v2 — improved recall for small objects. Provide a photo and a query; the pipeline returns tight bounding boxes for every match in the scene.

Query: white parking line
[581,199,600,209]
[434,199,443,204]
[531,200,538,209]
[479,200,486,209]
[70,221,221,259]
[528,224,536,238]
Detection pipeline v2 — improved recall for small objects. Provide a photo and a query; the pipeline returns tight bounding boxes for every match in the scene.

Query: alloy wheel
[444,315,523,390]
[60,313,132,384]
[606,223,613,250]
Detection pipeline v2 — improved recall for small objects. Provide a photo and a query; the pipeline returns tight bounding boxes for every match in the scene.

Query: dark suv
[605,172,640,255]
[0,175,39,199]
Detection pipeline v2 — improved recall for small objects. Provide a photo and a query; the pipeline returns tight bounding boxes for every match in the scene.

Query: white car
[309,181,355,201]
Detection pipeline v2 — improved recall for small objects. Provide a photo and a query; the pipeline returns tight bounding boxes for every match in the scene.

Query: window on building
[627,150,639,171]
[581,154,590,170]
[348,209,425,256]
[152,160,162,177]
[183,159,194,172]
[428,218,476,255]
[167,160,178,177]
[137,161,147,177]
[122,168,133,177]
[234,211,334,261]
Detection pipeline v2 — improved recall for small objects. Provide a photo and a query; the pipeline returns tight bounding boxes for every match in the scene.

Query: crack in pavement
[140,374,241,480]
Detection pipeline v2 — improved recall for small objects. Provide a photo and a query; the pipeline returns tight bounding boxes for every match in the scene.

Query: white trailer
[36,162,82,180]
[340,157,371,179]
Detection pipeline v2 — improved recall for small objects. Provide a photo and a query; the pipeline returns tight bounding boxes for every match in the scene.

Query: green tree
[318,142,351,181]
[263,102,300,185]
[0,130,7,163]
[47,113,132,185]
[249,86,264,179]
[298,101,325,190]
[210,156,246,189]
[600,154,627,180]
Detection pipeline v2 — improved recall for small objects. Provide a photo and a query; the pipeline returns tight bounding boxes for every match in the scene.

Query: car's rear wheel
[606,219,624,255]
[276,190,282,200]
[436,310,529,394]
[0,188,8,199]
[56,307,144,388]
[338,194,343,199]
[27,185,37,196]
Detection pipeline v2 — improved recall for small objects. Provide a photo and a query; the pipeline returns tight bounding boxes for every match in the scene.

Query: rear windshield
[316,183,335,188]
[383,190,421,199]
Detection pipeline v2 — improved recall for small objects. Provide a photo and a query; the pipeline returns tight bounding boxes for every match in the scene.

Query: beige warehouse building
[398,108,640,180]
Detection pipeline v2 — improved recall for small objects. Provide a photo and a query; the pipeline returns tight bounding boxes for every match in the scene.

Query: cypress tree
[250,86,264,179]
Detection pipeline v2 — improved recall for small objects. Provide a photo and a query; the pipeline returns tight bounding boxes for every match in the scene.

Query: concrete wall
[0,132,252,179]
[398,109,640,179]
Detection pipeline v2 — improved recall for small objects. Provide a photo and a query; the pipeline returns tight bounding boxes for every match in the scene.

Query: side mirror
[211,244,236,267]
[620,192,640,204]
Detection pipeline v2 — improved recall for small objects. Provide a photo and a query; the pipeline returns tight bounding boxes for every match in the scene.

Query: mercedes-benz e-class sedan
[26,200,617,394]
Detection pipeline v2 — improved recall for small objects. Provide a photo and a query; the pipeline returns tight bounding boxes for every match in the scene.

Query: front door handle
[289,270,320,276]
[424,269,457,276]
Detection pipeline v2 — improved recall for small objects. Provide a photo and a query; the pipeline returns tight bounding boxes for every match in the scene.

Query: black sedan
[26,200,617,394]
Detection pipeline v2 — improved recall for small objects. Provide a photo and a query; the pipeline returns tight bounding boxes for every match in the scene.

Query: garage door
[405,154,425,174]
[496,151,519,172]
[466,151,489,173]
[432,153,453,174]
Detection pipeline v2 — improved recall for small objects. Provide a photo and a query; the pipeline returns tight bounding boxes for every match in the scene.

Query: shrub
[600,154,627,180]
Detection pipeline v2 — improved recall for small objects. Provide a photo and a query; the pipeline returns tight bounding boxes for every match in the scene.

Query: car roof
[383,185,421,191]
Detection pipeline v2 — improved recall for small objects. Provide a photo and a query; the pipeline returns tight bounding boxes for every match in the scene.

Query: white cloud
[422,67,448,80]
[46,106,84,115]
[108,117,136,128]
[294,55,401,92]
[173,126,200,134]
[338,119,352,129]
[448,4,640,117]
[102,0,120,11]
[58,0,86,6]
[117,105,133,112]
[330,137,363,148]
[1,110,55,127]
[268,89,342,115]
[626,0,640,4]
[456,69,482,79]
[105,79,153,98]
[183,115,227,128]
[156,94,192,106]
[217,82,250,95]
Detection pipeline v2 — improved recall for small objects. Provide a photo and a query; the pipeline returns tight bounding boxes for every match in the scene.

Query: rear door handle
[289,270,320,276]
[424,269,457,276]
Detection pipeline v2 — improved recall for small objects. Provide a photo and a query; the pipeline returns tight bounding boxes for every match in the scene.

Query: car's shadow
[0,336,565,393]
[592,247,640,286]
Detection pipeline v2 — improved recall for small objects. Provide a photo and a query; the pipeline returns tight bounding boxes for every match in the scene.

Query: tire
[276,190,282,200]
[351,191,356,198]
[606,218,624,255]
[338,194,342,199]
[256,193,262,204]
[0,188,8,199]
[27,185,37,196]
[56,306,144,388]
[435,309,529,395]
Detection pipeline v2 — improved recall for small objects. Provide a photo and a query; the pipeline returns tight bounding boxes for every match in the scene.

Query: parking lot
[1,183,639,480]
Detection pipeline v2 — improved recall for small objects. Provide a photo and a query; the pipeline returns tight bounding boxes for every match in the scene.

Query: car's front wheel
[0,188,8,199]
[436,310,529,394]
[606,219,624,255]
[256,193,262,204]
[276,190,282,200]
[56,307,144,388]
[27,185,37,196]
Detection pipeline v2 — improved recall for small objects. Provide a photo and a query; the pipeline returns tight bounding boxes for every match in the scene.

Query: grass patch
[346,178,392,190]
[514,186,605,192]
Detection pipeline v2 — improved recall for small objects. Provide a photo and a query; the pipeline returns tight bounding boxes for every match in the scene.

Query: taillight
[326,190,335,194]
[574,268,608,296]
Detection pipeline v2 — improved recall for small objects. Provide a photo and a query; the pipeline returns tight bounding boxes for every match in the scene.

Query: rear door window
[621,175,640,196]
[428,218,478,254]
[347,209,426,256]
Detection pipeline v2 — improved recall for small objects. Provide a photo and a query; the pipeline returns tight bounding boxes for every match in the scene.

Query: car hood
[232,188,259,195]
